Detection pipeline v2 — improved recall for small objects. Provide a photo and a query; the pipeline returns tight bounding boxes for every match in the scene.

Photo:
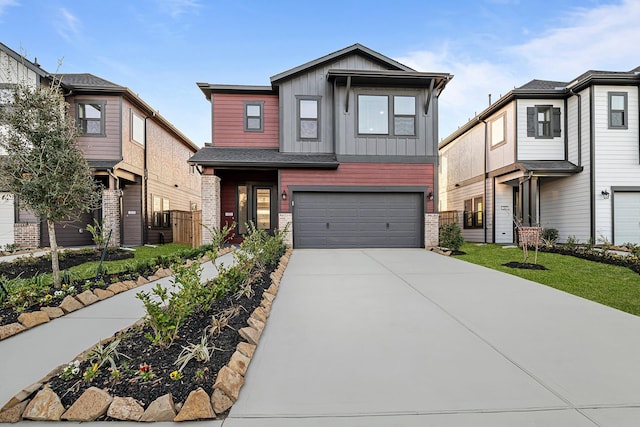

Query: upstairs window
[244,101,263,132]
[77,101,105,136]
[393,96,416,136]
[131,112,145,144]
[463,196,483,229]
[298,97,320,140]
[358,94,417,136]
[609,92,628,129]
[490,114,505,146]
[526,105,561,139]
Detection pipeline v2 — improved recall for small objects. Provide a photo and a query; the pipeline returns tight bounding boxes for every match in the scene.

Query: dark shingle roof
[57,73,123,90]
[518,79,567,90]
[189,147,338,169]
[516,160,582,175]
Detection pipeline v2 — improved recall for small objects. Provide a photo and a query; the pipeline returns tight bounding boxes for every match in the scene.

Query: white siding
[442,181,485,242]
[0,50,38,86]
[593,85,640,242]
[517,99,565,160]
[0,193,14,248]
[539,174,590,243]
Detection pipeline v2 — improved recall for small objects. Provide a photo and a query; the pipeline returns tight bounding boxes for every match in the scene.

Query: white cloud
[56,8,82,43]
[397,0,640,140]
[158,0,200,18]
[0,0,18,17]
[506,0,640,79]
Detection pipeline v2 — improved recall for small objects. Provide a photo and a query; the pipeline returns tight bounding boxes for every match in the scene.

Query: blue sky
[1,0,639,146]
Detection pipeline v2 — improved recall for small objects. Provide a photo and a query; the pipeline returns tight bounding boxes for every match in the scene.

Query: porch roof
[516,160,583,176]
[189,147,339,169]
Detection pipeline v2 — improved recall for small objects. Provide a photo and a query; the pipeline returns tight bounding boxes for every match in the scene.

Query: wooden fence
[439,210,458,227]
[172,210,202,248]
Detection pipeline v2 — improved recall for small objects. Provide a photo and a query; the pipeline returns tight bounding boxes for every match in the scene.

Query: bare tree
[0,80,101,287]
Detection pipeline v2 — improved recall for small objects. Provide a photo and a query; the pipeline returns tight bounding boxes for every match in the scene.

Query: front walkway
[224,249,640,426]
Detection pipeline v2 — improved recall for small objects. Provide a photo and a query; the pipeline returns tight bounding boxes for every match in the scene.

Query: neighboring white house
[439,67,640,246]
[0,42,49,249]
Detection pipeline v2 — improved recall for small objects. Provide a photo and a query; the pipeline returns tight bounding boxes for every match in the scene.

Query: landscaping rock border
[0,247,292,422]
[0,247,236,342]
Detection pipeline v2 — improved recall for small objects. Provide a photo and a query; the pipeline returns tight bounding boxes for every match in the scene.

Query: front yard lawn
[454,243,640,316]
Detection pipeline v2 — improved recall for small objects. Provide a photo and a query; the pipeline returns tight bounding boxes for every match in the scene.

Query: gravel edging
[0,248,292,423]
[0,247,236,342]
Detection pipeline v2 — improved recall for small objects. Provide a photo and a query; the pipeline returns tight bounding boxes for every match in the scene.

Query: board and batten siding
[212,93,279,148]
[279,163,433,214]
[592,85,640,242]
[516,99,565,161]
[70,95,122,161]
[334,86,436,157]
[279,54,388,154]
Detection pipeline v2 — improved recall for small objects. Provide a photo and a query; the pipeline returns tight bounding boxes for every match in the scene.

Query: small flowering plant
[138,363,154,381]
[59,360,81,380]
[83,363,100,382]
[169,370,182,381]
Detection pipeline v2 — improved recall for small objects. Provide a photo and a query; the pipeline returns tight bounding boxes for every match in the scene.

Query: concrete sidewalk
[224,249,640,426]
[0,251,236,412]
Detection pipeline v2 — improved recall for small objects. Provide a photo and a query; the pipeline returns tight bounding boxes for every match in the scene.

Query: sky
[1,0,639,147]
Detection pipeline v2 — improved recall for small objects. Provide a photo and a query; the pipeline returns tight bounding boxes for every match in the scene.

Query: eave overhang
[327,69,452,90]
[188,147,339,170]
[516,160,583,176]
[196,83,276,100]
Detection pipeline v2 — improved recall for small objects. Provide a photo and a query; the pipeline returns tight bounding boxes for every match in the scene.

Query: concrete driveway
[224,249,640,426]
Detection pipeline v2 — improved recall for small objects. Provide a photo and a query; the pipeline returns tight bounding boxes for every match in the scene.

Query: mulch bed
[502,261,548,270]
[45,263,273,419]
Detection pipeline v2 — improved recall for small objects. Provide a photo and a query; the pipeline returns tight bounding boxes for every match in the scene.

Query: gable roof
[270,43,414,84]
[59,73,199,151]
[518,79,567,91]
[0,42,49,80]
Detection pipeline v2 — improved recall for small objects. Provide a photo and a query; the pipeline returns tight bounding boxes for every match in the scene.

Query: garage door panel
[614,192,640,245]
[293,192,423,249]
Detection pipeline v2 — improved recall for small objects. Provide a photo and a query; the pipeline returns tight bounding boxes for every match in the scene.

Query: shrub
[439,223,464,251]
[541,228,559,243]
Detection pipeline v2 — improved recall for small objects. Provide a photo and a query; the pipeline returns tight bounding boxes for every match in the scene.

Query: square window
[358,95,388,134]
[77,102,105,136]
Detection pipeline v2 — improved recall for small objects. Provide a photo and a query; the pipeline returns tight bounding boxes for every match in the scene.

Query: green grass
[455,243,640,316]
[57,243,194,283]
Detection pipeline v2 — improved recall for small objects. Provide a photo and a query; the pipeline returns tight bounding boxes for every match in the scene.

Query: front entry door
[237,183,277,237]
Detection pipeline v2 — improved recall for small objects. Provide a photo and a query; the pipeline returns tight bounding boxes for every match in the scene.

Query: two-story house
[190,44,452,248]
[0,42,201,249]
[439,67,640,246]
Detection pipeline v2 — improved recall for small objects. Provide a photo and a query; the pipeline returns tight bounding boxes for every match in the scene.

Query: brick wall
[14,223,39,248]
[102,189,121,247]
[278,212,293,247]
[424,213,439,248]
[201,174,221,245]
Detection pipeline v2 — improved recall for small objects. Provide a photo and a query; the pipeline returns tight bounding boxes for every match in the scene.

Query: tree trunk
[47,219,61,288]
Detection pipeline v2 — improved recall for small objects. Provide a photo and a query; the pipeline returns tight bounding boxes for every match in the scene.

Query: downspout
[143,114,152,244]
[569,89,582,167]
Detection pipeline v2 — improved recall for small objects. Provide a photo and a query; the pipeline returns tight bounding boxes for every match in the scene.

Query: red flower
[139,363,150,373]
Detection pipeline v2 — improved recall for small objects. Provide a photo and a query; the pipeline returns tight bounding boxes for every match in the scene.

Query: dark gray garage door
[293,192,423,249]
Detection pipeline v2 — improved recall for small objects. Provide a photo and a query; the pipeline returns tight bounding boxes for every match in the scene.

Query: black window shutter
[552,108,561,137]
[527,107,535,137]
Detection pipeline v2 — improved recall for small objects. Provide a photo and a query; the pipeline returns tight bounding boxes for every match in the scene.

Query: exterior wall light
[601,189,610,199]
[281,190,287,201]
[427,192,434,201]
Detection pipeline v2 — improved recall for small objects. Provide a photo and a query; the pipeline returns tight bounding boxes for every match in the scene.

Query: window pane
[358,95,388,134]
[246,104,261,117]
[256,188,271,230]
[611,111,624,127]
[247,117,261,129]
[238,185,247,234]
[81,104,102,119]
[300,120,317,139]
[132,113,144,143]
[611,95,625,110]
[299,100,317,119]
[85,120,101,134]
[394,96,415,115]
[394,117,415,135]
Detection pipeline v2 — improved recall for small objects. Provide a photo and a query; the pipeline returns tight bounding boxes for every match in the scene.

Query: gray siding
[122,181,143,246]
[279,54,388,154]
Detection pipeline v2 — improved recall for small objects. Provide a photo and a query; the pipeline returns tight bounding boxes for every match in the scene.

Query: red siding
[280,163,435,213]
[213,93,279,148]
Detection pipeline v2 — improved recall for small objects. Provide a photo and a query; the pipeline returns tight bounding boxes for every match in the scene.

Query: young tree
[0,81,101,287]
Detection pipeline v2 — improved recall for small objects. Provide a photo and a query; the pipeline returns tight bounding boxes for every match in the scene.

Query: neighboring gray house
[439,67,640,245]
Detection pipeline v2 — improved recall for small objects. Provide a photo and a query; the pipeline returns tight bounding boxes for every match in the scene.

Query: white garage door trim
[0,193,15,249]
